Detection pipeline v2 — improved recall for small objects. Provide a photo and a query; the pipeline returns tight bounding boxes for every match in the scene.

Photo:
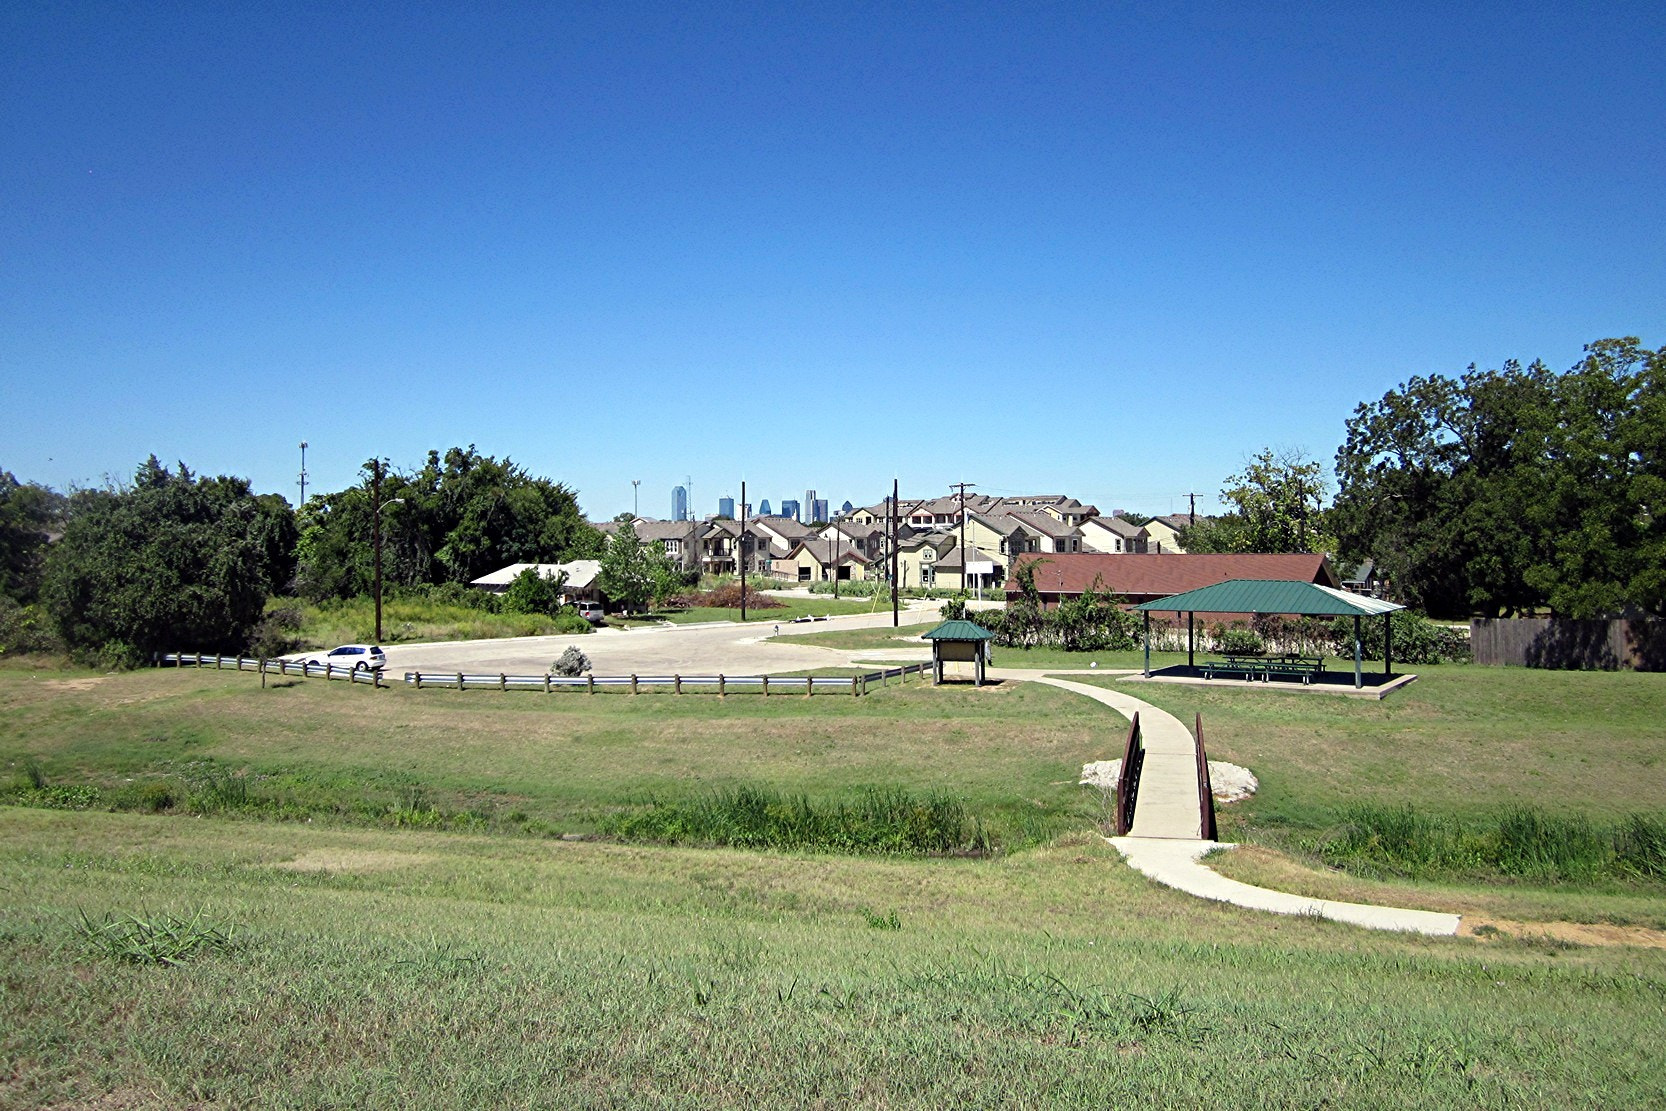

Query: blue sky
[4,2,1662,520]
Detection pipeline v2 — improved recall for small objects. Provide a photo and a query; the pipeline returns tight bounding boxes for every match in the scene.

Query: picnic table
[1202,652,1327,684]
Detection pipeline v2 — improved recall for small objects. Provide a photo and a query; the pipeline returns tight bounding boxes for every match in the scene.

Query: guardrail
[1194,712,1218,841]
[158,652,390,685]
[158,652,932,698]
[402,662,932,696]
[1113,710,1143,836]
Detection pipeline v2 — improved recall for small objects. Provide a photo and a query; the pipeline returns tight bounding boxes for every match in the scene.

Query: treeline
[1333,337,1663,618]
[0,447,603,665]
[1176,336,1662,619]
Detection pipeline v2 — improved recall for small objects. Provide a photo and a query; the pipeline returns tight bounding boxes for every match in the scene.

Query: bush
[247,604,304,658]
[1215,627,1265,655]
[0,596,64,657]
[1329,610,1470,664]
[670,583,784,609]
[501,567,566,615]
[552,647,591,676]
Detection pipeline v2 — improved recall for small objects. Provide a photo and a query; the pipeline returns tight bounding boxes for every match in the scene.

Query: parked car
[575,601,606,625]
[306,644,387,671]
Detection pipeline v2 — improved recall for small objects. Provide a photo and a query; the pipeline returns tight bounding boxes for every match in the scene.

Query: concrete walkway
[1004,671,1462,936]
[1015,673,1204,840]
[1110,837,1462,936]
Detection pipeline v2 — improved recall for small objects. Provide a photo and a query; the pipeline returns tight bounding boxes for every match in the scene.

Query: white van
[575,601,606,624]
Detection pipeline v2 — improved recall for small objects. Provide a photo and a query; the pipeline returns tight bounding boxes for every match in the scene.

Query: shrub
[501,568,566,615]
[670,583,784,610]
[0,597,64,657]
[1215,627,1265,655]
[1329,610,1470,664]
[552,646,591,676]
[248,604,304,658]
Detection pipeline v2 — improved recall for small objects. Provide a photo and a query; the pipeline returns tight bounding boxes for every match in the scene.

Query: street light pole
[298,442,308,507]
[632,479,640,518]
[371,459,385,644]
[740,479,747,623]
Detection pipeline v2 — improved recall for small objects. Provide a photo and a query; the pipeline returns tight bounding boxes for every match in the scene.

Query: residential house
[780,538,876,583]
[1080,515,1148,554]
[1143,514,1207,554]
[469,560,606,604]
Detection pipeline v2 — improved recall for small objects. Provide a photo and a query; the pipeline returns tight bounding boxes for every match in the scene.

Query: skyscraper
[780,499,800,521]
[718,496,736,519]
[804,489,816,523]
[811,499,829,523]
[759,499,772,516]
[671,486,688,522]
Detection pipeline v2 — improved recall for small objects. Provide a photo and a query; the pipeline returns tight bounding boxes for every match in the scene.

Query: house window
[798,566,811,582]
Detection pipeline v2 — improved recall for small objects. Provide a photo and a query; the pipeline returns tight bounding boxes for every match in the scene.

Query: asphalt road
[376,601,942,677]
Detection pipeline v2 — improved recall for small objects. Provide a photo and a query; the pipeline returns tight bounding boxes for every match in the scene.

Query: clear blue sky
[5,2,1662,520]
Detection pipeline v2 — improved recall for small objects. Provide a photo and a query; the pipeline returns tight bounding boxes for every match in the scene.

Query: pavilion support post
[1142,611,1151,678]
[1383,612,1393,677]
[1353,615,1363,688]
[1187,612,1195,669]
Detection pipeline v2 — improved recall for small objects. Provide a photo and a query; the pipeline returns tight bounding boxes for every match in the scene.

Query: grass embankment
[3,809,1664,1108]
[290,595,587,648]
[0,667,1112,849]
[606,594,892,627]
[1092,666,1666,924]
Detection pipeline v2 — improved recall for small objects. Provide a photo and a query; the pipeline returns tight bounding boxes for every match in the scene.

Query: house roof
[921,619,995,641]
[1008,552,1338,597]
[1134,579,1403,617]
[788,539,873,565]
[1081,516,1146,540]
[470,559,601,590]
[634,519,696,542]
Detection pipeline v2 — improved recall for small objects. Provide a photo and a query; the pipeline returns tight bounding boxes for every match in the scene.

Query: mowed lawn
[0,665,1116,844]
[4,809,1666,1109]
[4,662,1666,1106]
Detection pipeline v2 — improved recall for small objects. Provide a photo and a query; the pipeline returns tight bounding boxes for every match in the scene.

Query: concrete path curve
[1003,670,1462,936]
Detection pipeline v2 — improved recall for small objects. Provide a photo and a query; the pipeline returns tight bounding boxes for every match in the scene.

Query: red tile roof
[1008,552,1338,599]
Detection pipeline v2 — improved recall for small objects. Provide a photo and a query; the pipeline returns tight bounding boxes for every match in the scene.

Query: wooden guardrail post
[414,670,422,689]
[718,674,725,698]
[762,676,769,697]
[630,673,638,695]
[806,676,814,698]
[456,671,464,691]
[851,676,859,697]
[499,672,507,692]
[325,663,334,681]
[587,674,595,695]
[674,674,682,694]
[544,674,551,694]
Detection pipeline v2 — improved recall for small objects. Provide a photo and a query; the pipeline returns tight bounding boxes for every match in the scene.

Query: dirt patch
[272,849,436,873]
[39,678,106,692]
[1460,916,1666,950]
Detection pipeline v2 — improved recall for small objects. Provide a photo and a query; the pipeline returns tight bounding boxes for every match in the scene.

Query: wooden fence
[158,653,931,697]
[1470,618,1666,671]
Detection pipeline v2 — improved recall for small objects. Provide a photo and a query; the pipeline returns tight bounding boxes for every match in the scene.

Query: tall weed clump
[1316,804,1666,884]
[607,785,992,856]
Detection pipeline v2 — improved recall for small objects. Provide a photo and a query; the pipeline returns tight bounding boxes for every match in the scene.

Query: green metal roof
[1133,579,1404,617]
[921,619,996,640]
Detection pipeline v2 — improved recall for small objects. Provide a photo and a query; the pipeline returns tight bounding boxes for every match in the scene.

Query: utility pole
[632,479,640,518]
[1188,491,1196,526]
[740,479,747,623]
[298,442,308,507]
[370,458,385,644]
[952,481,976,593]
[891,477,900,627]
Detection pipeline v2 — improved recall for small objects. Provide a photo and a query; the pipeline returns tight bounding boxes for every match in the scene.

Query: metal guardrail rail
[1194,712,1218,842]
[1113,710,1144,836]
[158,653,932,697]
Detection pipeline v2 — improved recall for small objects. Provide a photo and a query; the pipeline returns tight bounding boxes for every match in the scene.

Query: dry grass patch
[272,849,438,873]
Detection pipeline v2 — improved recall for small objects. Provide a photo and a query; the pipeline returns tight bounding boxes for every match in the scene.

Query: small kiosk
[922,619,995,686]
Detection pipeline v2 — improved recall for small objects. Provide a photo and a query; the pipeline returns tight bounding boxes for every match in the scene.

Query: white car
[575,601,606,625]
[306,644,387,671]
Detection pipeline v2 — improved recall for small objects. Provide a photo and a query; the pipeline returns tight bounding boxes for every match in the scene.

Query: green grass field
[4,662,1666,1106]
[293,595,588,648]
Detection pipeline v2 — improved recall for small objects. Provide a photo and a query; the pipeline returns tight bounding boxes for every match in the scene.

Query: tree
[1333,338,1665,617]
[41,458,280,663]
[1181,449,1333,554]
[0,470,63,604]
[597,522,654,613]
[295,446,602,602]
[501,567,567,615]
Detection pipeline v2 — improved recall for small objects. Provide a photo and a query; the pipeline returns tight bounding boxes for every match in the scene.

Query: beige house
[1080,515,1148,554]
[1144,514,1204,554]
[780,539,875,583]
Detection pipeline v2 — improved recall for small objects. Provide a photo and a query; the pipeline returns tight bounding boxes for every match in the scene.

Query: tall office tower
[804,490,817,523]
[671,486,688,522]
[780,499,800,521]
[840,500,854,517]
[812,498,829,523]
[759,499,772,516]
[718,496,736,519]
